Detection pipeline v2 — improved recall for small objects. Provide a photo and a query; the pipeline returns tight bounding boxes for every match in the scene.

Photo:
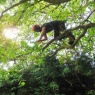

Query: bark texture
[44,0,71,4]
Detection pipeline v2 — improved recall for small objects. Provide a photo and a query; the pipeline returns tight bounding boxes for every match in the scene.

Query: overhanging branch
[42,23,95,51]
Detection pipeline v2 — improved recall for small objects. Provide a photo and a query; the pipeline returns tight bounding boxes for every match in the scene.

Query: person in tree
[32,20,75,45]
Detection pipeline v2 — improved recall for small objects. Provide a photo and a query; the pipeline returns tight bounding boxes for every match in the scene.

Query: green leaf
[0,0,6,4]
[19,81,25,87]
[34,0,38,3]
[87,90,95,95]
[50,81,59,89]
[21,81,25,86]
[63,67,70,74]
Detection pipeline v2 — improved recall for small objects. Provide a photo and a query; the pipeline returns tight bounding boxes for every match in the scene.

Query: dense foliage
[0,0,95,95]
[0,53,95,95]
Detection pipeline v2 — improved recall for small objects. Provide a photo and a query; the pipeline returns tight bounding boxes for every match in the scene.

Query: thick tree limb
[71,29,87,48]
[53,29,87,55]
[42,38,56,51]
[42,23,95,51]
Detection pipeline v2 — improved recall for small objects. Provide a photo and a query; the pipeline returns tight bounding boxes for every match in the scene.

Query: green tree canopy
[0,0,95,64]
[0,0,95,56]
[0,0,95,95]
[0,0,95,74]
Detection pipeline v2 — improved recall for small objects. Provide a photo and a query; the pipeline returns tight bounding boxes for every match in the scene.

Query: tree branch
[71,29,87,48]
[53,29,87,55]
[85,9,95,21]
[0,0,30,19]
[42,23,95,51]
[82,9,95,24]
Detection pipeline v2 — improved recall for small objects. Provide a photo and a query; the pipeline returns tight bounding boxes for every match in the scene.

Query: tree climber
[32,20,75,45]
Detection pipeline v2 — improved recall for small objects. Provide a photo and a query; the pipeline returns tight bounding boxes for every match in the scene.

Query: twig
[82,9,95,24]
[85,9,95,21]
[0,0,30,19]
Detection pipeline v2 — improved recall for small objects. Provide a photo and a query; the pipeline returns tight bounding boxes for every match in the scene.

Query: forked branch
[42,23,95,52]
